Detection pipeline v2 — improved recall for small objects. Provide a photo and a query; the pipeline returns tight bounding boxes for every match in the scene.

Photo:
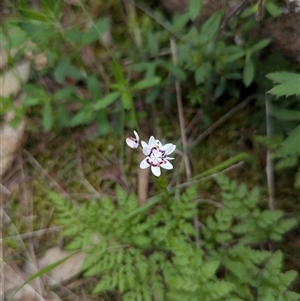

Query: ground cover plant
[1,0,300,300]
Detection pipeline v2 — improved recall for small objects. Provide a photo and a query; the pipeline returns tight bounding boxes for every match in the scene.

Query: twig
[195,198,223,208]
[2,210,47,300]
[124,160,245,220]
[170,38,198,247]
[265,93,275,209]
[6,226,62,240]
[132,0,186,43]
[170,38,191,181]
[76,143,102,198]
[175,161,245,191]
[176,110,202,145]
[217,0,249,39]
[0,197,3,301]
[255,0,265,21]
[23,149,70,198]
[20,154,45,298]
[0,183,11,196]
[190,94,255,146]
[126,0,143,48]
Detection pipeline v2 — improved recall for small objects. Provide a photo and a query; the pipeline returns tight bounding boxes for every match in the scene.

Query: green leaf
[269,82,300,98]
[272,108,300,121]
[64,28,82,44]
[86,75,102,100]
[13,251,81,297]
[18,9,47,21]
[23,97,42,107]
[265,2,281,17]
[93,275,114,294]
[0,96,12,114]
[18,22,53,43]
[277,125,300,156]
[266,72,300,97]
[54,57,71,84]
[199,11,222,44]
[269,85,300,99]
[249,39,271,53]
[42,101,53,131]
[95,111,110,135]
[243,56,254,87]
[131,77,161,91]
[56,106,70,128]
[22,84,47,99]
[189,0,202,21]
[93,92,120,110]
[172,13,191,33]
[224,51,245,63]
[70,109,94,127]
[146,87,160,104]
[45,49,58,67]
[195,63,211,84]
[53,86,76,101]
[266,72,300,83]
[121,90,133,110]
[158,60,187,81]
[81,18,111,46]
[112,60,126,85]
[147,31,159,56]
[41,0,63,18]
[295,168,300,189]
[201,260,220,278]
[284,292,300,301]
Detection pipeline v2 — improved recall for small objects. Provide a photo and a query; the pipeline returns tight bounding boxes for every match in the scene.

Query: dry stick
[175,161,245,191]
[195,198,223,208]
[0,182,11,195]
[190,94,256,146]
[217,0,249,38]
[126,0,143,48]
[176,110,202,145]
[2,210,47,301]
[6,227,62,240]
[23,149,70,198]
[170,38,200,248]
[265,93,275,210]
[170,39,192,181]
[76,143,102,198]
[0,199,3,301]
[132,0,185,43]
[255,0,265,21]
[20,156,45,299]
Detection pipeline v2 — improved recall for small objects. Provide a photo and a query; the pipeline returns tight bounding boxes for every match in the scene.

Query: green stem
[124,152,253,220]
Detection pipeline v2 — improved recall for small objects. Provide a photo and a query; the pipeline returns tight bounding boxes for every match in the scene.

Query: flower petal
[133,130,139,141]
[163,143,176,154]
[148,136,156,148]
[126,137,139,148]
[151,165,161,177]
[161,160,173,170]
[141,141,148,148]
[143,146,151,156]
[140,157,150,169]
[166,156,174,160]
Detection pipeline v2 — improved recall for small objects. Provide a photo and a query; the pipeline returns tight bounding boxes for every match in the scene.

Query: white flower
[140,136,176,177]
[126,130,140,149]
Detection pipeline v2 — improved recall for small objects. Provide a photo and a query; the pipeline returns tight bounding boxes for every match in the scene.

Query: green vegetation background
[2,0,300,300]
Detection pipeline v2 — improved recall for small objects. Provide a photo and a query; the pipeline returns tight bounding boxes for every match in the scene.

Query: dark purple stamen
[146,146,167,167]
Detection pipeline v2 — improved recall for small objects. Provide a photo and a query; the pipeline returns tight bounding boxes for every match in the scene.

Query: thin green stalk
[124,152,252,220]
